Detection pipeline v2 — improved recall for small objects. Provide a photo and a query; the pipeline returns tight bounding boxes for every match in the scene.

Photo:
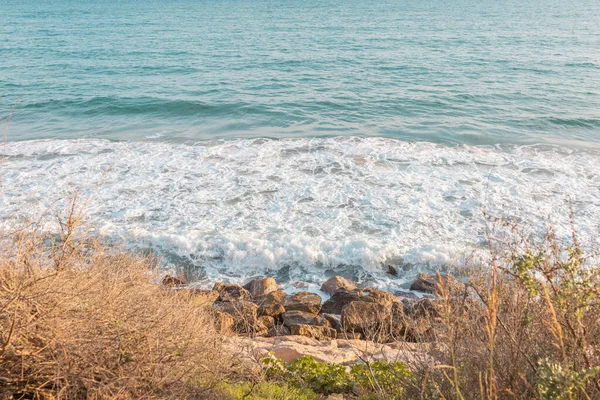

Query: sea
[1,0,599,290]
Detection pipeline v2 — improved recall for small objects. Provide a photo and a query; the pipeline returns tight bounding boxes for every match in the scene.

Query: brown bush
[0,209,229,399]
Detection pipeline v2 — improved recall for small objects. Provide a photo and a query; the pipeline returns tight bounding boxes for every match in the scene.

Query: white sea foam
[1,137,599,289]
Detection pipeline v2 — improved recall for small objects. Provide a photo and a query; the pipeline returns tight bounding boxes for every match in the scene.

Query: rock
[321,313,343,332]
[411,298,439,318]
[282,292,322,314]
[322,289,374,314]
[282,310,330,327]
[214,301,258,334]
[161,275,185,287]
[409,273,463,295]
[289,324,337,340]
[212,282,253,302]
[255,290,287,317]
[387,265,398,276]
[212,311,234,334]
[258,302,286,318]
[320,276,356,295]
[255,315,275,336]
[321,288,400,314]
[267,324,290,337]
[189,289,219,308]
[326,394,345,400]
[341,301,390,335]
[271,346,304,363]
[243,277,279,297]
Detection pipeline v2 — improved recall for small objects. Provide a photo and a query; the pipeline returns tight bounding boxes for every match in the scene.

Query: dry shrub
[0,201,229,399]
[421,216,600,399]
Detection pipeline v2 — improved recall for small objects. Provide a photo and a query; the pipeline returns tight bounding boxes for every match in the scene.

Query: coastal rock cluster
[164,273,461,344]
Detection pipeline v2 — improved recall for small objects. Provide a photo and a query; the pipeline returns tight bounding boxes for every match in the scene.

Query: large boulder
[243,277,279,297]
[341,301,390,335]
[289,324,337,340]
[255,290,287,317]
[321,288,400,314]
[282,292,322,314]
[282,310,330,328]
[409,273,463,295]
[214,301,258,334]
[320,276,356,295]
[212,282,253,302]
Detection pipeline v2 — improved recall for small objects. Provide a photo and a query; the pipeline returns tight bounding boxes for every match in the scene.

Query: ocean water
[1,0,599,288]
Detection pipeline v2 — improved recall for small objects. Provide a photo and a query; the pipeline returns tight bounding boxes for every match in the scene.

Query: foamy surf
[1,137,599,289]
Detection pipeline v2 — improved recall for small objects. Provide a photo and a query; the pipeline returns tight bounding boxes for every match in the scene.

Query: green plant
[351,361,412,398]
[537,359,600,400]
[219,380,319,400]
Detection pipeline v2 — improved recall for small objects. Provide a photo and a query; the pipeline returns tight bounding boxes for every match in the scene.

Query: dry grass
[411,216,600,399]
[0,199,230,399]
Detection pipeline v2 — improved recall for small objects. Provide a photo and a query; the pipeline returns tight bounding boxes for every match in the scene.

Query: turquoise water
[2,0,600,145]
[1,0,600,288]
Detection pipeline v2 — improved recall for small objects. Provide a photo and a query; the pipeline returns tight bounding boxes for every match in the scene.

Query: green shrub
[536,359,600,400]
[218,380,319,400]
[351,361,412,398]
[263,356,412,397]
[264,355,352,394]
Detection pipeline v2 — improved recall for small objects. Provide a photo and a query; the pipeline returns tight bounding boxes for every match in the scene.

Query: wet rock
[409,273,464,295]
[255,290,287,317]
[341,301,390,335]
[320,276,356,295]
[214,301,258,334]
[212,310,234,335]
[387,265,398,277]
[289,324,337,340]
[282,310,330,327]
[243,277,279,298]
[282,291,322,314]
[161,275,186,287]
[212,282,253,302]
[321,288,400,314]
[321,313,343,332]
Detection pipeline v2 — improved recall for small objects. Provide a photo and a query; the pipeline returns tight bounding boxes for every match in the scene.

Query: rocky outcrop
[243,277,279,298]
[282,292,322,314]
[198,273,450,343]
[320,276,356,295]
